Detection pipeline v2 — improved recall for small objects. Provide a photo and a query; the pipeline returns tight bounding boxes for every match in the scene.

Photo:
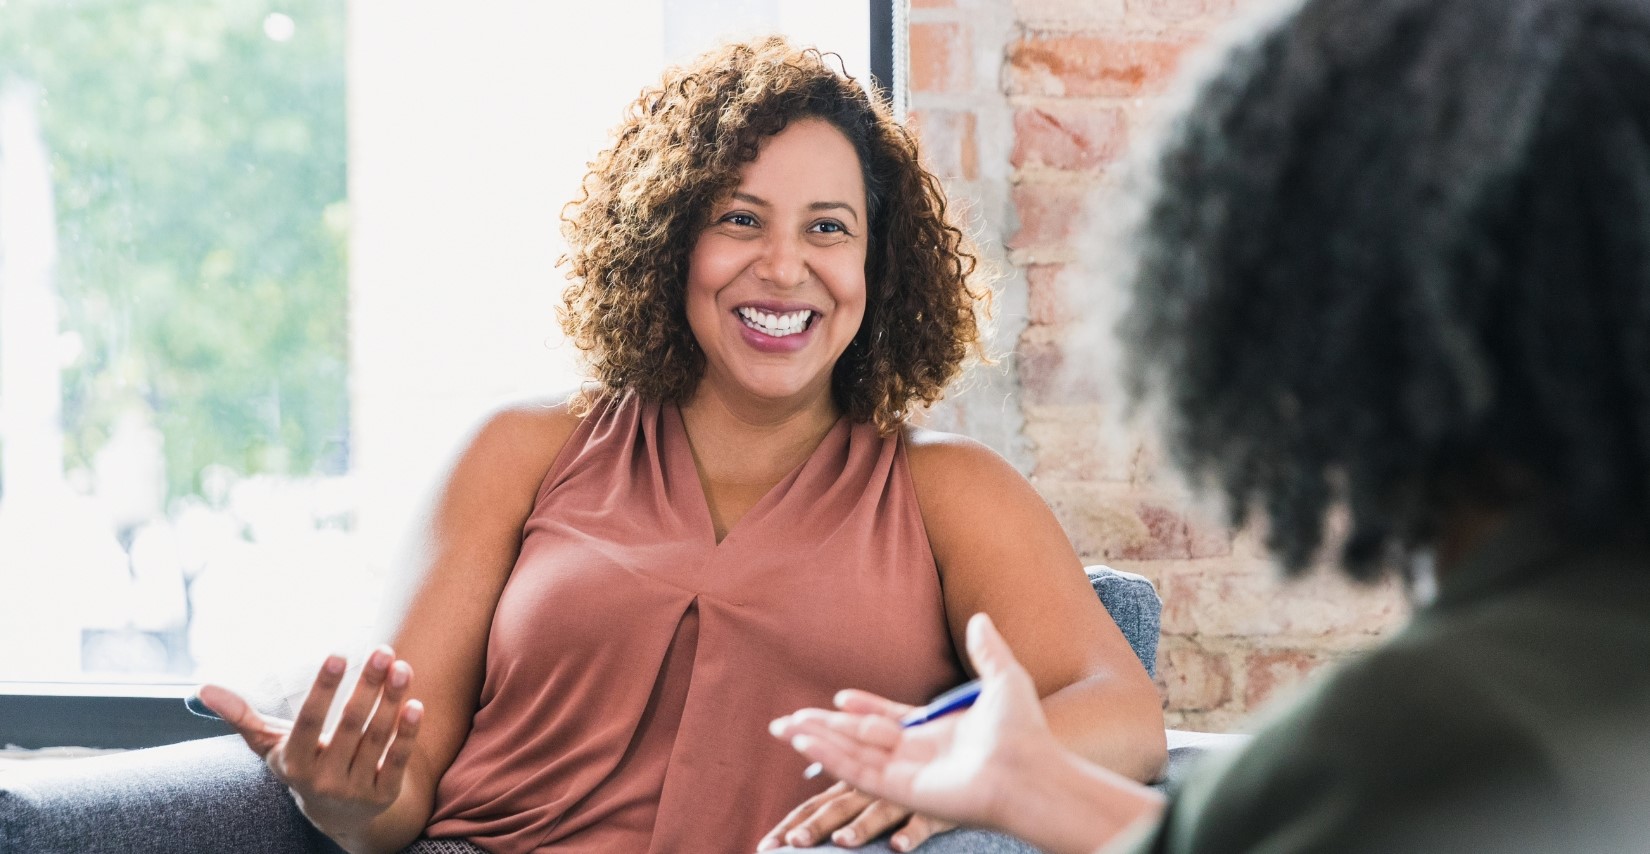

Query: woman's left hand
[757,779,954,852]
[758,689,954,852]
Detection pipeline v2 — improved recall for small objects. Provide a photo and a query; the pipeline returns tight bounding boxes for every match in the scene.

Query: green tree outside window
[0,0,348,503]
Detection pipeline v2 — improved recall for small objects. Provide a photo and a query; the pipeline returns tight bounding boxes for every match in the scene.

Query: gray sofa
[0,567,1247,853]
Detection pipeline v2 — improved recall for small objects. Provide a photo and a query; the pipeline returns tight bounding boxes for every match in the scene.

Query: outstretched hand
[197,646,423,842]
[756,684,956,852]
[768,613,1062,832]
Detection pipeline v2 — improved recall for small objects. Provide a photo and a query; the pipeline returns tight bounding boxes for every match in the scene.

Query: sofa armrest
[1154,728,1249,793]
[0,734,343,854]
[1086,565,1162,677]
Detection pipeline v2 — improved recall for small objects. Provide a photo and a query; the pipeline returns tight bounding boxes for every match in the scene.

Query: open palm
[197,646,423,841]
[772,613,1060,829]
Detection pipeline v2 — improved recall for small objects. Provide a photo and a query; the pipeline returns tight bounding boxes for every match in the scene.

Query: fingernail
[324,654,345,675]
[787,829,809,846]
[768,717,786,737]
[892,834,910,851]
[390,661,410,688]
[404,701,423,724]
[835,829,858,845]
[369,649,392,671]
[834,690,851,707]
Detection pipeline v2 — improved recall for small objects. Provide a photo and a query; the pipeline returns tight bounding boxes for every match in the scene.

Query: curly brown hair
[559,36,989,433]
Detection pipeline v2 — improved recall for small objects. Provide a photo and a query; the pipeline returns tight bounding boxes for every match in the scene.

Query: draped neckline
[666,403,850,548]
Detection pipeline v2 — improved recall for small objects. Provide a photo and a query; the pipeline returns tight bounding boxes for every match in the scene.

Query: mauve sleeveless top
[424,391,965,853]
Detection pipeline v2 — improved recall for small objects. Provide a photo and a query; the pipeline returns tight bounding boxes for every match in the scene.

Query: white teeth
[737,307,813,337]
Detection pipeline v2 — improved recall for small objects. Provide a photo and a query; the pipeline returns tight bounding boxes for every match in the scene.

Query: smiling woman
[192,36,1165,854]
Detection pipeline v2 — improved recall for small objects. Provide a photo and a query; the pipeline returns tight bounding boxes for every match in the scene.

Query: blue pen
[897,678,983,728]
[802,679,983,779]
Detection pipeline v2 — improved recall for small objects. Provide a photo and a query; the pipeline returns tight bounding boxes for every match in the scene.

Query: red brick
[1036,483,1139,561]
[1006,34,1193,97]
[1124,0,1235,21]
[1158,642,1233,712]
[1018,335,1102,406]
[909,22,973,93]
[1244,647,1335,708]
[1160,564,1409,638]
[1025,405,1152,482]
[1012,105,1128,171]
[1013,0,1129,29]
[1032,481,1233,561]
[909,109,980,181]
[1025,263,1066,326]
[1108,501,1232,561]
[1165,708,1248,734]
[1008,182,1085,252]
[1026,405,1115,481]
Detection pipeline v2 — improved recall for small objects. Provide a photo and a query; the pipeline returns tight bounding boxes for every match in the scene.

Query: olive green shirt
[1125,525,1650,853]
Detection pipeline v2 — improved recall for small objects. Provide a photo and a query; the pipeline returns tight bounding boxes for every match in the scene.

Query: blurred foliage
[0,0,347,500]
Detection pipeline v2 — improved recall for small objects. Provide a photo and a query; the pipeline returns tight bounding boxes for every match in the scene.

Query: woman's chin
[707,372,833,410]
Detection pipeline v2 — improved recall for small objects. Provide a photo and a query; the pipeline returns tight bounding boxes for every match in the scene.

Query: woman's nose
[755,234,808,288]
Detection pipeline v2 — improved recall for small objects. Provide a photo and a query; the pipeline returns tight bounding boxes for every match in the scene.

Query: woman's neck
[678,385,841,487]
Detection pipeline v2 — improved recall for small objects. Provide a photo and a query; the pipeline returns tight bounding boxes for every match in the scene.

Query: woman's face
[685,117,869,413]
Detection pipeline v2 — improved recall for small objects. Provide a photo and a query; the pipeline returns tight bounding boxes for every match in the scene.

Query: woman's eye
[813,220,847,234]
[723,213,757,227]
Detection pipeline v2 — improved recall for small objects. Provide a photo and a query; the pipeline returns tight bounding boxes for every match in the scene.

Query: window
[0,0,896,748]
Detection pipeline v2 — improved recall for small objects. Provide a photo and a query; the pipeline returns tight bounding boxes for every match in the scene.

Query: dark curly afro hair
[1122,0,1650,580]
[559,36,989,434]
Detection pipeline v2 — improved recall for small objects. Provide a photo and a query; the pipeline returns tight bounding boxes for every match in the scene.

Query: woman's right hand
[197,645,424,846]
[768,613,1058,830]
[774,614,1164,854]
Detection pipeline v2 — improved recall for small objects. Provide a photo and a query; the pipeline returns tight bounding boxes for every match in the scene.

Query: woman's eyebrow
[809,201,861,224]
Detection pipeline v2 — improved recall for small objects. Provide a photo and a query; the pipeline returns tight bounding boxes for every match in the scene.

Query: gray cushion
[0,734,340,854]
[1087,565,1161,677]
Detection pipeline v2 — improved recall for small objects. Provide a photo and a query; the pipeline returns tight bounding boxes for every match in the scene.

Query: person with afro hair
[774,0,1650,850]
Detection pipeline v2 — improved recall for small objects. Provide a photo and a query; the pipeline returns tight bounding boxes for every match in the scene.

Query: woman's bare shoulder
[903,425,1018,488]
[902,424,1055,545]
[483,391,584,444]
[454,389,595,487]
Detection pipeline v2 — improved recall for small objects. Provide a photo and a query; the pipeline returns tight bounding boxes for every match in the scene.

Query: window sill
[0,681,231,750]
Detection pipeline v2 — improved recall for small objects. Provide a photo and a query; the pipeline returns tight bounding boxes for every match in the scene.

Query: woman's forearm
[990,744,1166,854]
[1041,674,1169,784]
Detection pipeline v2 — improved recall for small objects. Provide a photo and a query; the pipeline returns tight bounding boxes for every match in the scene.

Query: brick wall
[911,0,1409,732]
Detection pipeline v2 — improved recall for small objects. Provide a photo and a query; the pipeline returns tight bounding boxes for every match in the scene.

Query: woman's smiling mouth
[736,306,817,338]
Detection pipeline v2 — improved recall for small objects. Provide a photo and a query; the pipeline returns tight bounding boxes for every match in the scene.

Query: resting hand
[197,646,423,844]
[758,696,957,853]
[755,779,954,851]
[769,613,1061,831]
